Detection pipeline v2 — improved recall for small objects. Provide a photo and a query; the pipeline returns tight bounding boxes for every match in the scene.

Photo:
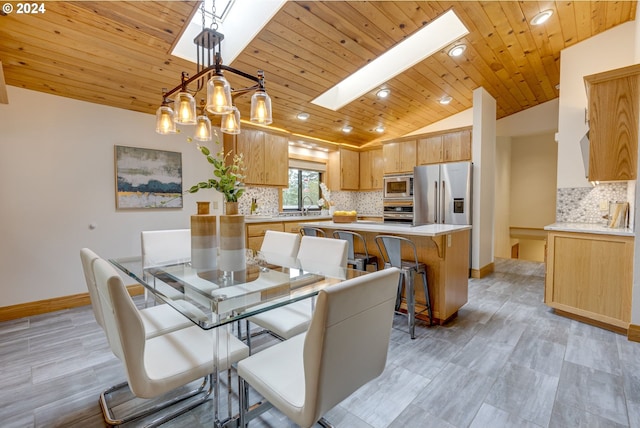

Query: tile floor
[1,258,640,427]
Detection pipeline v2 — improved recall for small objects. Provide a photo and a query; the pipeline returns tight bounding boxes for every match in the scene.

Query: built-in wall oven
[383,203,414,223]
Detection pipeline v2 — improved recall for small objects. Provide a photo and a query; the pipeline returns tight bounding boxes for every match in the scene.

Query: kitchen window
[282,168,323,211]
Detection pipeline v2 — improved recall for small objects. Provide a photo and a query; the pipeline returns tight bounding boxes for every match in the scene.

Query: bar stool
[332,230,378,272]
[375,235,432,339]
[300,226,326,237]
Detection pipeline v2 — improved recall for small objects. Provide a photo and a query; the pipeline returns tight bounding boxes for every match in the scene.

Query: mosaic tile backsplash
[556,182,628,225]
[236,187,383,216]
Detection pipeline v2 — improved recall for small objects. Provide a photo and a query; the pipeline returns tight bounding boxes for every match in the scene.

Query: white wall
[494,136,512,258]
[557,21,637,188]
[0,86,216,306]
[471,87,496,272]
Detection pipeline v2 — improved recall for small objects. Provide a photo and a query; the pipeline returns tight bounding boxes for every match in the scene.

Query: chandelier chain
[210,0,218,31]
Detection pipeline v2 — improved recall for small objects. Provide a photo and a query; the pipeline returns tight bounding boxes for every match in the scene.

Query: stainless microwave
[383,174,413,200]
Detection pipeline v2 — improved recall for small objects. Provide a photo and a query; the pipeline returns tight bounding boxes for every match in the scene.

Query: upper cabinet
[584,64,640,181]
[236,128,289,187]
[383,140,416,174]
[359,148,383,190]
[417,128,472,165]
[328,148,359,190]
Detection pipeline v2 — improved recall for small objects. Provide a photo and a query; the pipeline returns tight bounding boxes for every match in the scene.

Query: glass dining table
[109,250,368,427]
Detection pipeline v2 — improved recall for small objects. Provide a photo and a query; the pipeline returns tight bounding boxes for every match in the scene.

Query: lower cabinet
[246,222,284,252]
[545,231,634,331]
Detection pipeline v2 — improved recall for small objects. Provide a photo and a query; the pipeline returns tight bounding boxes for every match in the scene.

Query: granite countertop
[300,220,471,237]
[544,222,635,237]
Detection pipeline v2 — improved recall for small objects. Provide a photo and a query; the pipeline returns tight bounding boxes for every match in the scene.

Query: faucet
[302,195,314,216]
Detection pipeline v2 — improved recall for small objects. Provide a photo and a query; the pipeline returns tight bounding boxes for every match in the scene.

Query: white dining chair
[93,258,249,426]
[80,248,193,340]
[238,267,401,427]
[246,236,347,348]
[141,229,192,303]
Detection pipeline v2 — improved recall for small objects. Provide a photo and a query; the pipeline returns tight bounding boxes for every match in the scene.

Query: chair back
[300,227,326,237]
[301,268,400,427]
[375,235,420,269]
[297,236,347,269]
[332,230,369,260]
[260,230,301,256]
[93,258,150,397]
[141,229,191,268]
[80,248,105,328]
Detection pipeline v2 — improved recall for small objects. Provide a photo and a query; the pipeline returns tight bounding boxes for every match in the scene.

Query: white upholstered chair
[93,258,249,426]
[238,267,401,427]
[246,236,347,346]
[141,229,191,302]
[80,248,192,339]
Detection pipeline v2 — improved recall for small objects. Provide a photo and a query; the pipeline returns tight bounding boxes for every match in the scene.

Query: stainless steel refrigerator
[413,161,472,226]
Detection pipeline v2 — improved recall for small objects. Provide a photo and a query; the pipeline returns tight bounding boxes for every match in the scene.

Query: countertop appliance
[383,173,413,201]
[413,162,472,226]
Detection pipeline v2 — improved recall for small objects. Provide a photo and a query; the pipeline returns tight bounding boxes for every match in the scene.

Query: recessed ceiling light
[439,96,453,105]
[342,125,353,133]
[311,9,469,111]
[531,10,553,26]
[296,112,310,120]
[448,44,466,57]
[376,88,390,99]
[375,126,385,134]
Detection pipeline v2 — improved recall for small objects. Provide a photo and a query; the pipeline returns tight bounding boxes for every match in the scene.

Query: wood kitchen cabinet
[359,148,383,190]
[545,230,634,331]
[328,147,359,190]
[236,128,289,186]
[383,139,416,174]
[246,222,285,252]
[417,127,472,165]
[584,64,640,181]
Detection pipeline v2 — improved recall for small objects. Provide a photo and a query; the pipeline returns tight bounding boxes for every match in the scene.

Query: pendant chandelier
[155,0,272,139]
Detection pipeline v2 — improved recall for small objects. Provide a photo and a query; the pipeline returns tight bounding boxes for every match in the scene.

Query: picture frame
[114,145,183,209]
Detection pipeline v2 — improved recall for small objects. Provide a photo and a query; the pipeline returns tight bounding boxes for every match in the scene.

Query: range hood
[579,131,590,179]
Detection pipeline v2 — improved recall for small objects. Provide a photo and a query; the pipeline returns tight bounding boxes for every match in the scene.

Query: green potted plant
[188,138,246,214]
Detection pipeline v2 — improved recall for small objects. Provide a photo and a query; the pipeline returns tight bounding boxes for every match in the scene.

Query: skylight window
[311,9,469,111]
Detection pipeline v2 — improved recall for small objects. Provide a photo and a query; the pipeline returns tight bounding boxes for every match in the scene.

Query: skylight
[311,9,469,111]
[172,0,286,65]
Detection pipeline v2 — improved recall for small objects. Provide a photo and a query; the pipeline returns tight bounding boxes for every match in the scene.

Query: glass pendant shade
[206,75,232,115]
[155,105,176,134]
[193,115,212,141]
[221,107,241,135]
[250,91,272,125]
[174,91,197,124]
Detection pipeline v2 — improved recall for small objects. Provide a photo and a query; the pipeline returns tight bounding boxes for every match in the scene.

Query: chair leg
[395,274,404,311]
[420,271,433,326]
[100,374,213,426]
[318,417,336,427]
[239,377,248,428]
[406,271,416,339]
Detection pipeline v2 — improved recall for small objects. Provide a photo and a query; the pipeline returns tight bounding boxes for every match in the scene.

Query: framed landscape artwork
[114,145,183,209]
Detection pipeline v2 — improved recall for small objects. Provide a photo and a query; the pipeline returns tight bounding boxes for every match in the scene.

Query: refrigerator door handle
[434,181,439,223]
[441,180,446,224]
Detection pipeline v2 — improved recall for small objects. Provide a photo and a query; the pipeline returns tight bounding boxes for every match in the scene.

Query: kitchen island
[303,220,471,324]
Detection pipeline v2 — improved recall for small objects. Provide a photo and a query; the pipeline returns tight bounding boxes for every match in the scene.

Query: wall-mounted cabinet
[584,64,640,181]
[236,128,289,186]
[383,140,416,174]
[328,147,359,190]
[417,128,472,165]
[359,148,383,190]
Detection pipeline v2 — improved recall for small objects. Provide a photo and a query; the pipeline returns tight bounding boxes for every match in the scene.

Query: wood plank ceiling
[0,1,636,148]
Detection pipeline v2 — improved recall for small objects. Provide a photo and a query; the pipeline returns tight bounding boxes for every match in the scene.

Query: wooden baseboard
[470,262,495,279]
[554,309,628,336]
[0,284,144,322]
[628,324,640,342]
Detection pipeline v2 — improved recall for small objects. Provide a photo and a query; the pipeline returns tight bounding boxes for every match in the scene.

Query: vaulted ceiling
[1,1,636,148]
